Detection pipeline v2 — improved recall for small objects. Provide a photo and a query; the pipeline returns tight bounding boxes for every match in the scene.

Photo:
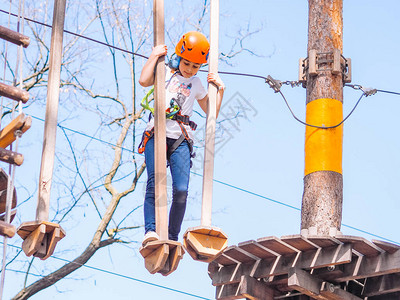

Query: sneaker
[142,231,159,246]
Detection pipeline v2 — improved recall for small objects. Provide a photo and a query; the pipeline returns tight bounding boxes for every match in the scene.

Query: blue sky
[1,1,400,299]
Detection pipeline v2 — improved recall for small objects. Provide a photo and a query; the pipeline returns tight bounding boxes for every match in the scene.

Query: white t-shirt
[146,67,208,139]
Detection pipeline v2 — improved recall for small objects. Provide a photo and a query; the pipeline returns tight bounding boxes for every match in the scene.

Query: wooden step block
[183,226,228,263]
[0,25,30,47]
[0,147,24,166]
[0,82,29,103]
[17,221,66,260]
[0,113,32,148]
[0,220,15,238]
[140,240,185,276]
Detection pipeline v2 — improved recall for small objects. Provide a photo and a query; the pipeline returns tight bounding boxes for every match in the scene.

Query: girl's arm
[197,73,225,118]
[139,44,168,87]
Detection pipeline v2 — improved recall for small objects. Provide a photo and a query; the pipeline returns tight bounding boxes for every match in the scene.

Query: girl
[139,31,225,245]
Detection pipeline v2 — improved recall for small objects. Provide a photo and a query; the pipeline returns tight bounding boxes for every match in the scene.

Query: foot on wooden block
[17,221,66,260]
[140,240,185,276]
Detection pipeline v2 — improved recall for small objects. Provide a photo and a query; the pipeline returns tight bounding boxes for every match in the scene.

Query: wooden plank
[307,236,342,248]
[320,282,362,300]
[0,82,29,103]
[0,220,15,238]
[159,244,184,276]
[257,236,299,255]
[223,246,259,264]
[201,0,219,227]
[144,243,169,274]
[238,240,279,259]
[216,275,274,300]
[0,113,27,148]
[282,235,320,251]
[21,223,46,256]
[0,147,24,166]
[0,25,30,47]
[362,273,400,297]
[41,227,62,260]
[36,0,66,222]
[288,267,327,299]
[372,240,400,254]
[213,246,241,265]
[336,235,383,257]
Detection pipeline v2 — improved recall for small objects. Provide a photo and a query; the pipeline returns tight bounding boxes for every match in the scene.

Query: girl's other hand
[207,72,225,90]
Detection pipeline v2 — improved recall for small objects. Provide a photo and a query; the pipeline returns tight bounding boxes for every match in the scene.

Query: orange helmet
[175,31,210,64]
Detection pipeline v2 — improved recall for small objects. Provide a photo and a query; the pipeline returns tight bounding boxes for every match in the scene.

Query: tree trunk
[301,0,343,235]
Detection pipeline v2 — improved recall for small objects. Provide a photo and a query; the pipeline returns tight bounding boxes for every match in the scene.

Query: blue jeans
[144,137,191,241]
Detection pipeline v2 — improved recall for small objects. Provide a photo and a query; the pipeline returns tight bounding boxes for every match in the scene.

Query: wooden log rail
[208,235,400,300]
[0,25,30,47]
[0,82,30,103]
[0,148,24,166]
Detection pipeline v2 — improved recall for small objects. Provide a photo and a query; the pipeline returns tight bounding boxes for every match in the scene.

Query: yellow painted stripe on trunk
[305,98,343,176]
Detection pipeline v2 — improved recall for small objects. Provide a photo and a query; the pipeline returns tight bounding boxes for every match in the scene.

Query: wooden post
[201,0,219,227]
[36,0,66,222]
[182,0,227,263]
[153,0,168,241]
[301,0,343,235]
[17,0,67,260]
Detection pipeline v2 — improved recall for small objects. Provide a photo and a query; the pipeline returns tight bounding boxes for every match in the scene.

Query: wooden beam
[201,0,219,227]
[288,267,327,299]
[36,0,66,222]
[320,282,362,300]
[362,273,400,297]
[367,291,400,300]
[0,147,24,166]
[152,0,168,240]
[0,82,29,103]
[216,275,274,300]
[0,25,30,47]
[337,249,400,282]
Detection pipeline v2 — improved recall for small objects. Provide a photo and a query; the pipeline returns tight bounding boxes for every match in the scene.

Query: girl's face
[178,59,201,78]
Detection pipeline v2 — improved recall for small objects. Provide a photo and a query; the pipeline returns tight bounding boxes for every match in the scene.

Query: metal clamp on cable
[265,75,282,93]
[363,88,377,97]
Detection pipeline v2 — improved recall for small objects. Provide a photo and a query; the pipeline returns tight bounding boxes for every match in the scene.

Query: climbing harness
[139,70,198,159]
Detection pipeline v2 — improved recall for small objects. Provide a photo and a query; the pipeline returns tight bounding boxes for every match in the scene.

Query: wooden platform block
[17,221,66,260]
[0,25,30,47]
[0,220,16,238]
[0,82,30,103]
[140,240,185,276]
[0,113,32,148]
[183,226,228,263]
